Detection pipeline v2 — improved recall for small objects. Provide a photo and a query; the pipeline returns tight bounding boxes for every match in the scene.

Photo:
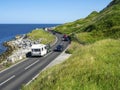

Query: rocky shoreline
[0,34,42,69]
[0,28,56,70]
[0,41,16,63]
[0,41,16,70]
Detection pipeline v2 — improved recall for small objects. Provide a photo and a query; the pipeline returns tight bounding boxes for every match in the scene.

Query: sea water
[0,24,59,54]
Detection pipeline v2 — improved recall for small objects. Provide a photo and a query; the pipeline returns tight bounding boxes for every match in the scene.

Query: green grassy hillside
[55,0,120,43]
[22,0,120,90]
[55,11,99,34]
[27,29,55,44]
[22,39,120,90]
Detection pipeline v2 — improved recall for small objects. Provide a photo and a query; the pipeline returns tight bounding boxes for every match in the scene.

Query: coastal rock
[6,34,40,63]
[0,41,15,63]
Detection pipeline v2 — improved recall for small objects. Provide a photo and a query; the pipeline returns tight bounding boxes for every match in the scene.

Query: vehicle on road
[62,34,69,41]
[31,44,47,56]
[63,37,69,41]
[54,44,64,52]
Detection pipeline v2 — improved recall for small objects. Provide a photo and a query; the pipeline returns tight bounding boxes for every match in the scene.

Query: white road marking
[50,35,58,46]
[0,75,15,86]
[26,51,53,86]
[0,58,27,74]
[25,60,39,70]
[26,44,70,86]
[0,34,57,74]
[26,73,40,86]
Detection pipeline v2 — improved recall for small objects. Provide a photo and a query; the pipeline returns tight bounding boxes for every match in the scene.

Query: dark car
[54,45,64,52]
[62,34,69,41]
[63,37,69,41]
[52,31,56,35]
[63,34,67,38]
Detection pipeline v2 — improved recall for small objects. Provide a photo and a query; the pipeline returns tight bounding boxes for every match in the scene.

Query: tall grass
[75,32,105,44]
[27,29,55,44]
[22,39,120,90]
[22,1,120,89]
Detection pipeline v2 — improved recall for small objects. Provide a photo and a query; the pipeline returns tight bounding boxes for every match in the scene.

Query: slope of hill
[55,0,120,43]
[22,39,120,90]
[22,0,120,90]
[55,11,99,34]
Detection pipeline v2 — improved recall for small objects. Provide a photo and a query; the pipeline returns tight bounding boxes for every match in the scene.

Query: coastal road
[0,33,70,90]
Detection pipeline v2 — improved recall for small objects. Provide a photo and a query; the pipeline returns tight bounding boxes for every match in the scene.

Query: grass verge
[27,29,55,44]
[22,39,120,90]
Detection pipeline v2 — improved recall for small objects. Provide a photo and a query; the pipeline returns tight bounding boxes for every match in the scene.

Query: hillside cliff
[55,0,120,42]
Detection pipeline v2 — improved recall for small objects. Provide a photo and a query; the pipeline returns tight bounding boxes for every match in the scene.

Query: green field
[27,29,55,44]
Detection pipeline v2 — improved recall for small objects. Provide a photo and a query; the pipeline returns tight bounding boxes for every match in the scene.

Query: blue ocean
[0,24,59,54]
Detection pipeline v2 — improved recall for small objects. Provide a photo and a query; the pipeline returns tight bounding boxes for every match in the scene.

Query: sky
[0,0,112,24]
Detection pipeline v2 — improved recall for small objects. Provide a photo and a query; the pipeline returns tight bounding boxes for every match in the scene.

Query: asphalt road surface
[0,33,70,90]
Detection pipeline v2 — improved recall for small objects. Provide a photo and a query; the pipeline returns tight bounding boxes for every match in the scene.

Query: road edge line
[0,75,15,86]
[0,33,58,74]
[25,44,70,86]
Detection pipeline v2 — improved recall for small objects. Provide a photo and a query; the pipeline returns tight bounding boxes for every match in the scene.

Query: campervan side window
[32,49,40,52]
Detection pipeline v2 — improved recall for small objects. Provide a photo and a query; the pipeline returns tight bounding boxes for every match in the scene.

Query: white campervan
[31,44,47,56]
